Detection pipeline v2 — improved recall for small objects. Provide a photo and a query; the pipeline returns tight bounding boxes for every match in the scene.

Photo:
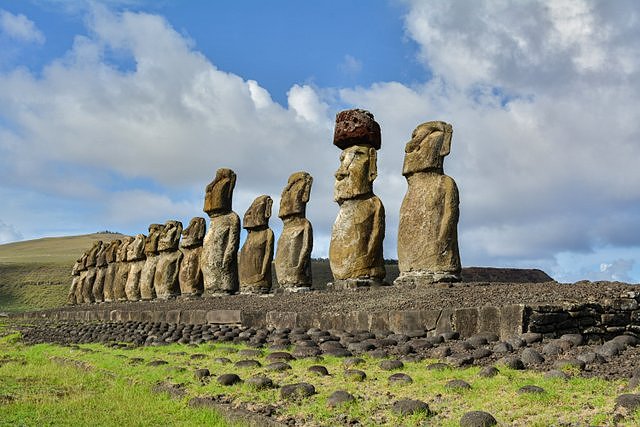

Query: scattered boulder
[280,383,316,400]
[327,390,355,408]
[392,399,431,416]
[459,410,498,427]
[388,373,413,385]
[217,373,242,386]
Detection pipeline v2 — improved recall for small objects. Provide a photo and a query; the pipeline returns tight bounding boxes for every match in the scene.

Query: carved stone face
[334,145,377,203]
[180,217,206,248]
[243,195,272,229]
[106,240,121,263]
[127,234,146,260]
[157,221,183,252]
[117,236,134,262]
[204,168,236,217]
[279,172,312,219]
[144,224,163,256]
[403,121,452,176]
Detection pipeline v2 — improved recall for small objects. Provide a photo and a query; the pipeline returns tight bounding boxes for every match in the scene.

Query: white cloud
[0,220,23,244]
[339,54,362,76]
[0,10,45,44]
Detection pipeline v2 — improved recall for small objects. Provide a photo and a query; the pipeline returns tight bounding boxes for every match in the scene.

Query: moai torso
[179,217,206,297]
[81,241,102,303]
[102,240,121,302]
[239,195,275,293]
[328,109,386,287]
[67,257,83,305]
[125,234,147,301]
[140,224,163,300]
[114,236,133,301]
[154,220,183,299]
[396,121,461,284]
[275,172,314,290]
[92,243,108,302]
[74,253,88,304]
[201,168,240,295]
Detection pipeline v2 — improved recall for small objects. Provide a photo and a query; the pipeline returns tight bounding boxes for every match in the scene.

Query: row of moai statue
[68,108,461,303]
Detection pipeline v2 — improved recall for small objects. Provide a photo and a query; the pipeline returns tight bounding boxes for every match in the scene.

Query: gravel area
[40,280,638,315]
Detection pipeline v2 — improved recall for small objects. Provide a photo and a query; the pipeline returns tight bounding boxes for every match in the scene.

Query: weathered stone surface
[125,234,146,301]
[396,121,461,285]
[201,168,240,295]
[275,172,313,290]
[81,241,103,303]
[329,110,385,286]
[92,243,108,303]
[333,108,381,150]
[154,221,183,300]
[113,236,133,301]
[179,217,206,297]
[139,224,163,300]
[102,240,121,302]
[239,195,274,294]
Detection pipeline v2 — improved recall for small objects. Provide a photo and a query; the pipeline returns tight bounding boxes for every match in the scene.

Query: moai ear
[227,171,237,200]
[368,147,378,182]
[302,175,313,203]
[265,197,273,219]
[440,123,453,157]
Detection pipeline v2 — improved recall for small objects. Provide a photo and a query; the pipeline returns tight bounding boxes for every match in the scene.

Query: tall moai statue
[154,220,183,299]
[102,239,121,302]
[92,242,108,302]
[329,109,386,288]
[179,217,206,297]
[140,224,163,300]
[200,168,241,295]
[125,233,147,301]
[67,257,84,305]
[395,121,461,285]
[113,236,134,301]
[274,172,313,291]
[239,195,275,294]
[81,241,102,303]
[74,252,89,303]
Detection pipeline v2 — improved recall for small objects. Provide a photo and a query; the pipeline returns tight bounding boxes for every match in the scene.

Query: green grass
[1,321,639,426]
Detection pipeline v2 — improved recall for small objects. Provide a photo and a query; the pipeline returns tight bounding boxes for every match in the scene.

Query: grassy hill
[0,233,124,313]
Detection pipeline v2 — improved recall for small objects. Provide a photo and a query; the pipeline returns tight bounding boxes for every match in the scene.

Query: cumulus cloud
[0,220,23,244]
[0,10,45,44]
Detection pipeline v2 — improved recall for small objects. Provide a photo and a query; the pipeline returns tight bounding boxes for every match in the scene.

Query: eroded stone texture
[201,168,240,295]
[102,240,121,302]
[239,195,274,294]
[154,220,183,299]
[396,121,461,285]
[179,217,206,297]
[92,242,108,302]
[140,224,163,300]
[74,253,88,304]
[275,172,313,291]
[113,236,134,301]
[125,234,146,301]
[67,257,84,305]
[81,241,103,303]
[329,109,386,288]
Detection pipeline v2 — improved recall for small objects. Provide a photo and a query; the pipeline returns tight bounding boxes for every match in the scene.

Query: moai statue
[154,220,183,299]
[179,217,206,297]
[81,241,103,303]
[239,195,275,294]
[113,236,134,301]
[67,257,84,305]
[125,233,147,301]
[329,109,386,288]
[74,252,89,304]
[92,242,108,302]
[395,121,461,285]
[102,239,121,302]
[140,224,163,300]
[274,172,314,291]
[200,168,241,295]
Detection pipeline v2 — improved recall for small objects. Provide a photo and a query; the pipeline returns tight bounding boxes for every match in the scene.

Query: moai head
[204,168,237,217]
[72,257,83,275]
[86,241,103,267]
[96,242,108,268]
[180,217,206,248]
[279,172,313,219]
[333,109,381,204]
[127,234,146,261]
[157,220,183,252]
[243,195,272,230]
[144,224,164,256]
[402,121,453,176]
[105,239,121,263]
[117,236,134,262]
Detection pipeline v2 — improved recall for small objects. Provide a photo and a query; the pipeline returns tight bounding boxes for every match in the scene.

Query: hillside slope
[0,233,125,312]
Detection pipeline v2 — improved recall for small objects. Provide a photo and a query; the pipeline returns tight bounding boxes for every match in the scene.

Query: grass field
[1,321,639,426]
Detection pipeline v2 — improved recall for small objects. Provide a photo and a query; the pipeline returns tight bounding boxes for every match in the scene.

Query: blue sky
[1,0,640,283]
